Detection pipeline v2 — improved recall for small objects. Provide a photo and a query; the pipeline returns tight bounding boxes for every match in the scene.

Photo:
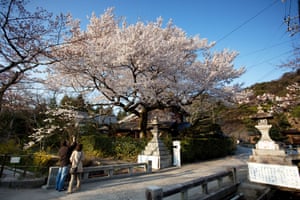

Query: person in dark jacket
[55,137,76,191]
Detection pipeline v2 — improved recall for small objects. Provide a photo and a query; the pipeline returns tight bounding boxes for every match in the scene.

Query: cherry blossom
[48,8,244,135]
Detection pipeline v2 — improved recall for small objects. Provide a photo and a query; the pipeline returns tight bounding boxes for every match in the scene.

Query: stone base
[249,155,294,165]
[138,155,159,169]
[249,147,294,165]
[252,149,286,156]
[256,140,280,150]
[138,155,172,169]
[139,135,172,169]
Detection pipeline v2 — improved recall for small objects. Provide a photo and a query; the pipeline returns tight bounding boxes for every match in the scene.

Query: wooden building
[281,129,300,145]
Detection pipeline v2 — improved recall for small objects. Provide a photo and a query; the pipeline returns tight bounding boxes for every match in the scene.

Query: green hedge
[113,137,148,161]
[80,135,235,163]
[80,135,148,162]
[181,136,236,163]
[80,134,114,158]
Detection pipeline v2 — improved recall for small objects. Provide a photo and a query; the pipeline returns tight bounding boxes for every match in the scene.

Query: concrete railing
[145,168,238,200]
[43,161,152,189]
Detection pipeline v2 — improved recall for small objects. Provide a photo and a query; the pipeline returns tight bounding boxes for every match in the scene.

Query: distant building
[281,129,300,145]
[94,115,118,125]
[74,111,117,128]
[74,111,91,125]
[117,108,189,137]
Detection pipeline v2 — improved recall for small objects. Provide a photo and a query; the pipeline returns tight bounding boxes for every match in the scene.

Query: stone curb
[0,177,46,188]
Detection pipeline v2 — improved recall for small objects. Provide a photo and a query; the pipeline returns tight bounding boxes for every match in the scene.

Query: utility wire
[246,49,293,71]
[216,0,279,43]
[255,69,279,83]
[254,66,289,83]
[239,38,297,58]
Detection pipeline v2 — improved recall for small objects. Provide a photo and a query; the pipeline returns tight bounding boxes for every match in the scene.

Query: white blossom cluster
[25,107,78,149]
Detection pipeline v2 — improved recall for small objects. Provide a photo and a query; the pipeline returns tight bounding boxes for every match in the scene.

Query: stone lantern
[137,117,172,169]
[248,105,289,163]
[247,106,300,190]
[251,105,279,151]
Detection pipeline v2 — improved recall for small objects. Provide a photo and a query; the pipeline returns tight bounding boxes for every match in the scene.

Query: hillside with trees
[217,69,300,143]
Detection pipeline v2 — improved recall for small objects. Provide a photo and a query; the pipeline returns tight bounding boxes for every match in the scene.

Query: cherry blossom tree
[281,46,300,71]
[26,107,78,150]
[48,8,245,136]
[0,0,67,112]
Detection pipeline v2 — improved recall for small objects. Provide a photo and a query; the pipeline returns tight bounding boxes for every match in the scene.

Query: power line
[255,68,279,83]
[246,49,293,71]
[254,66,289,83]
[239,38,297,58]
[216,0,279,43]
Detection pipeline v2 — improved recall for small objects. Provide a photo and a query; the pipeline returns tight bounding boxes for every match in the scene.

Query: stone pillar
[172,140,181,167]
[42,166,58,189]
[145,186,163,200]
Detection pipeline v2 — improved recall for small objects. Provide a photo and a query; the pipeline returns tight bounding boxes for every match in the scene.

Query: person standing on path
[55,136,77,192]
[67,143,84,194]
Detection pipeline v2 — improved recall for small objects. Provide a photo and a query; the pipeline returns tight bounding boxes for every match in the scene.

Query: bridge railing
[145,168,238,200]
[43,161,152,189]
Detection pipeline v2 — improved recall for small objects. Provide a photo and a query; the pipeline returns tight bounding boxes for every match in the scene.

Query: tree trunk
[7,117,14,140]
[139,108,148,138]
[0,92,4,112]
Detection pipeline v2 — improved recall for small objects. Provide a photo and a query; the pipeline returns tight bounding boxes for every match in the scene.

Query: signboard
[248,162,300,190]
[10,156,21,164]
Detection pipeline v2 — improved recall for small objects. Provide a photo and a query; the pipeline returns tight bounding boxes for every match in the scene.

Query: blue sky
[27,0,300,88]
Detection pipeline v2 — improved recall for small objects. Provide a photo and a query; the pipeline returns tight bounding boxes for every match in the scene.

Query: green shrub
[33,151,53,166]
[181,136,236,163]
[0,139,22,155]
[113,137,148,161]
[80,135,148,162]
[81,134,114,157]
[291,105,300,118]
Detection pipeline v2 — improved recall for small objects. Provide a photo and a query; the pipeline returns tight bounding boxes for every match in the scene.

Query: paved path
[0,146,251,200]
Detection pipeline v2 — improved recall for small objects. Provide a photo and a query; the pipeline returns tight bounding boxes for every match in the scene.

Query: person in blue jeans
[55,137,76,191]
